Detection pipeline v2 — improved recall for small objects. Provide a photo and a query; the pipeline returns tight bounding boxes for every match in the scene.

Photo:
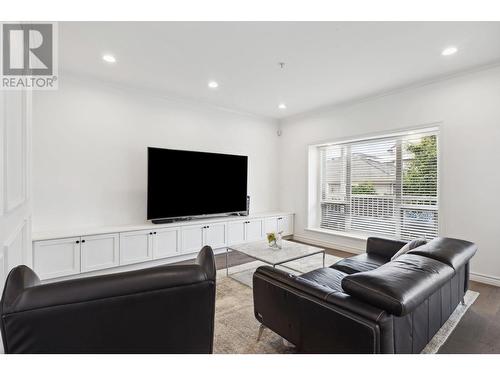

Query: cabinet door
[181,225,205,254]
[245,219,263,241]
[33,237,81,279]
[227,221,246,245]
[119,230,153,265]
[264,217,278,234]
[278,215,294,236]
[204,222,227,249]
[153,227,180,259]
[81,233,119,272]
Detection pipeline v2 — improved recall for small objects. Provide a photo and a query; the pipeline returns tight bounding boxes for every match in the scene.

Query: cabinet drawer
[33,237,81,279]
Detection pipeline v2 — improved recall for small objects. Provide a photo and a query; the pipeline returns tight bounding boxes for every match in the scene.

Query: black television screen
[147,147,248,220]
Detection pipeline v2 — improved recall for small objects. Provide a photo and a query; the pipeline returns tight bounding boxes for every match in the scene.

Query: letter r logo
[2,24,53,76]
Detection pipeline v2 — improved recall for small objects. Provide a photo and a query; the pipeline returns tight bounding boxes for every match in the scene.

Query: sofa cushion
[298,267,346,292]
[408,237,477,271]
[341,254,455,316]
[390,238,427,261]
[331,253,388,275]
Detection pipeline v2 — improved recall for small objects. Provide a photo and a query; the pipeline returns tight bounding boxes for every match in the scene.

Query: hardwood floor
[176,242,500,354]
[439,280,500,353]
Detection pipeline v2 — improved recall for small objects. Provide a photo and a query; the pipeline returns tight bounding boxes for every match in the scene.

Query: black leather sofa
[253,237,477,353]
[0,246,216,354]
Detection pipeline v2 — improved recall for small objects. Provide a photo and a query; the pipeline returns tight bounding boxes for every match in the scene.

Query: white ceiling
[60,22,500,119]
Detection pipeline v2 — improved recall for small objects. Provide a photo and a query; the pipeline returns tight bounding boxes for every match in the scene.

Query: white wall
[1,89,32,291]
[32,74,280,232]
[279,66,500,284]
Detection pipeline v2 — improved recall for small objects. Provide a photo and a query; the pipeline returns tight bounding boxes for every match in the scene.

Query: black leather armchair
[0,246,216,354]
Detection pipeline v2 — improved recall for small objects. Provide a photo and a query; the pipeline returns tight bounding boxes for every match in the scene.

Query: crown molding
[57,69,278,124]
[280,60,500,124]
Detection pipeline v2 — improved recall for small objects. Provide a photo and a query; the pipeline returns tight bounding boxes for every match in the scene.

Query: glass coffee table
[226,239,326,277]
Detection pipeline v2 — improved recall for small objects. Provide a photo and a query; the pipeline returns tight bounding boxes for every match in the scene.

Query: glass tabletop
[227,240,325,266]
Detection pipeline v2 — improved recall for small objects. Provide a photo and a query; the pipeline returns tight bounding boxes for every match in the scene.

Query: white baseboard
[470,272,500,288]
[292,234,364,255]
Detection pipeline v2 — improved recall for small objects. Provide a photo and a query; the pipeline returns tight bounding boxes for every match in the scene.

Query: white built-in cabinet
[227,219,265,245]
[245,219,264,241]
[31,213,294,281]
[120,227,181,265]
[227,221,246,245]
[119,230,153,265]
[153,227,180,259]
[81,233,119,272]
[181,222,227,253]
[33,237,81,279]
[278,215,293,236]
[181,225,205,254]
[264,215,293,236]
[204,222,227,249]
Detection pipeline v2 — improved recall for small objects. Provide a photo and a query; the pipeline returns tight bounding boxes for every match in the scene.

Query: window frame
[307,124,441,241]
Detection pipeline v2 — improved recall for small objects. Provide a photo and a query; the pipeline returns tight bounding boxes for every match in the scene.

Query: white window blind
[318,128,438,240]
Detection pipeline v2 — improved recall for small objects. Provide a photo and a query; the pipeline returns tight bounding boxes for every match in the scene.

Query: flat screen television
[147,147,248,222]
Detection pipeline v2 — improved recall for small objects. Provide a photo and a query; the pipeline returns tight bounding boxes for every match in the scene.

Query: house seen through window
[317,128,438,240]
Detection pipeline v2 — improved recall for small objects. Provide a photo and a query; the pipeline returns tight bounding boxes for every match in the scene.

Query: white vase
[276,232,283,249]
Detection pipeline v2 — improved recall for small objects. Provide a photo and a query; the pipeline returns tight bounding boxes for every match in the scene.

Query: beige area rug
[213,256,480,354]
[213,253,341,354]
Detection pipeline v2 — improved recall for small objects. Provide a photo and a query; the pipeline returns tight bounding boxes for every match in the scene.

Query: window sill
[305,227,369,241]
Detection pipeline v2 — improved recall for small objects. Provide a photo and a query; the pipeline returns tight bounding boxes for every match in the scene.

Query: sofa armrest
[0,265,40,310]
[253,266,393,353]
[196,245,216,281]
[366,237,407,260]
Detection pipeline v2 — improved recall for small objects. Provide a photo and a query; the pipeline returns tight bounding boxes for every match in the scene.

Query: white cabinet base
[119,230,152,266]
[181,225,204,254]
[205,223,227,249]
[32,212,294,281]
[154,227,180,259]
[227,221,246,245]
[81,233,119,272]
[33,237,81,279]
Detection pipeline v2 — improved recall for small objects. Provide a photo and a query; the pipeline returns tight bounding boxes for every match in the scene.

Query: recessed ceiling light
[208,81,219,89]
[102,54,116,63]
[441,46,458,56]
[278,103,287,110]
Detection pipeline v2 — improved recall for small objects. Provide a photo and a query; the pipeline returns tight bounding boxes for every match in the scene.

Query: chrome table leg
[257,324,265,341]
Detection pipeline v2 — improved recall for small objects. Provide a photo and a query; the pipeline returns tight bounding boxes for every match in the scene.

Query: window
[315,128,438,240]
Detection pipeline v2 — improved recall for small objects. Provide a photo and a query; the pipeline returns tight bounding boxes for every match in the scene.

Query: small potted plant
[267,232,277,248]
[267,231,283,249]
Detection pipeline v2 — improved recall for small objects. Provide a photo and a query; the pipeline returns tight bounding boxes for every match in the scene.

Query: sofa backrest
[0,246,217,353]
[407,237,477,271]
[341,254,454,316]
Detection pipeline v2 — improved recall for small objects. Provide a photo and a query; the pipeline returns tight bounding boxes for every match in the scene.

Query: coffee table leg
[226,248,229,276]
[257,323,265,342]
[323,251,325,267]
